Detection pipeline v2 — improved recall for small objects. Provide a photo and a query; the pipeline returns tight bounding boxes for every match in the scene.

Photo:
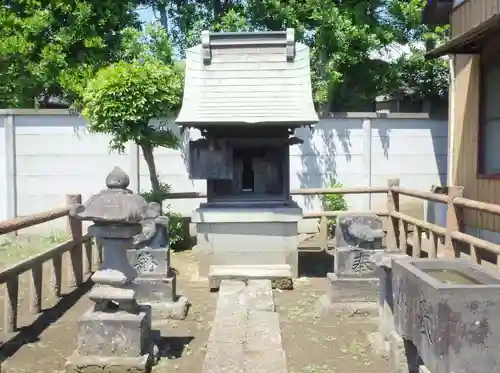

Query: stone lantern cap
[70,167,157,224]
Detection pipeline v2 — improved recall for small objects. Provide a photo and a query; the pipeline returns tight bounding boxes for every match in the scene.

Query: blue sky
[137,7,156,25]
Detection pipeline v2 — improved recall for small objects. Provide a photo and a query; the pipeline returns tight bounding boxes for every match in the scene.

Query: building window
[479,54,500,177]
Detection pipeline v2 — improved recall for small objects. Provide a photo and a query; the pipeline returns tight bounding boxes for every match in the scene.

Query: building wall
[449,0,500,241]
[451,52,500,241]
[451,0,500,37]
[1,110,447,233]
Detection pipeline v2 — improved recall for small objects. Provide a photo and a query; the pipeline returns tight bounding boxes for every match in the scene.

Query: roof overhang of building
[175,29,319,128]
[421,0,454,26]
[426,13,500,59]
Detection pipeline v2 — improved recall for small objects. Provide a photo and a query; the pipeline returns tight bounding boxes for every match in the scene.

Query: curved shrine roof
[176,29,318,128]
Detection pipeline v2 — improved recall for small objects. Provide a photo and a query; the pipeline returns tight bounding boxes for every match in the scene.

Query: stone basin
[392,258,500,373]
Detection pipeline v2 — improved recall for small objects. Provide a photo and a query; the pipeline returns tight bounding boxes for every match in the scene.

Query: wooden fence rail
[0,194,103,334]
[165,179,500,269]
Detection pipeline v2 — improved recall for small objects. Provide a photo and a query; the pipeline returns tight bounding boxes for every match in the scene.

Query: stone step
[208,265,293,291]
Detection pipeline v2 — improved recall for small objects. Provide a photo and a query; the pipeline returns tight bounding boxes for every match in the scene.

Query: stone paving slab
[202,343,245,373]
[208,309,247,345]
[243,349,287,373]
[202,279,287,373]
[244,280,275,312]
[246,311,282,351]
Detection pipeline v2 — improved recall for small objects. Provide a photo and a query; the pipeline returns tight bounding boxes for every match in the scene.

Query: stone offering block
[127,247,168,276]
[334,247,384,277]
[208,264,293,291]
[335,213,384,250]
[392,258,500,373]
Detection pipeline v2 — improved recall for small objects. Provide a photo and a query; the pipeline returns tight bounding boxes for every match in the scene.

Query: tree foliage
[0,0,142,108]
[82,24,183,193]
[1,0,449,111]
[145,0,449,111]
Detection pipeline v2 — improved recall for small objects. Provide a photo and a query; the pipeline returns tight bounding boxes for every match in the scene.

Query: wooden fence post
[386,178,400,250]
[66,194,83,287]
[4,276,19,332]
[445,186,464,258]
[29,262,43,314]
[319,216,328,251]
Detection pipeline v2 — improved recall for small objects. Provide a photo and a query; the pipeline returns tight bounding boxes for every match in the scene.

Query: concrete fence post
[362,117,372,210]
[4,112,17,221]
[129,142,140,193]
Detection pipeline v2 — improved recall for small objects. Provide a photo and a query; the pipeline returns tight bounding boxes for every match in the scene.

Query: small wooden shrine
[176,29,318,279]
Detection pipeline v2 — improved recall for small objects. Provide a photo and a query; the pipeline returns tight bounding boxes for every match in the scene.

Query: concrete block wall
[0,110,448,233]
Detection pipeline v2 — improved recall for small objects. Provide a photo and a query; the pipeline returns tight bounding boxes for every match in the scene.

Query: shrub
[321,178,349,237]
[322,179,349,212]
[140,181,186,249]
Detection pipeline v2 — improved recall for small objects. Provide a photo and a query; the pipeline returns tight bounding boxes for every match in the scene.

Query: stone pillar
[128,210,189,319]
[316,213,385,315]
[368,251,410,357]
[65,167,159,373]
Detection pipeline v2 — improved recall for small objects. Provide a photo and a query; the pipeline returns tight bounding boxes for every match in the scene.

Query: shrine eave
[176,119,318,128]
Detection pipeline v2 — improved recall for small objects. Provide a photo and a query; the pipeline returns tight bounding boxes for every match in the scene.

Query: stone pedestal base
[326,273,379,303]
[131,274,189,320]
[133,274,176,303]
[192,206,302,278]
[67,305,155,373]
[77,306,151,356]
[66,353,150,373]
[316,273,379,316]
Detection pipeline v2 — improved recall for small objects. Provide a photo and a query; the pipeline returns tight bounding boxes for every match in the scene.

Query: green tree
[384,0,450,102]
[0,0,141,108]
[82,24,183,195]
[164,0,448,111]
[83,59,182,193]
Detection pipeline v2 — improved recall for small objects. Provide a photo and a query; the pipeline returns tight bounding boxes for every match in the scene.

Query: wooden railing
[387,179,500,266]
[166,179,500,269]
[2,180,500,334]
[0,194,103,334]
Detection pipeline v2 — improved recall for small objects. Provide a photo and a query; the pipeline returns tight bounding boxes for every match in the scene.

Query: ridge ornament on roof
[201,29,296,64]
[176,28,318,127]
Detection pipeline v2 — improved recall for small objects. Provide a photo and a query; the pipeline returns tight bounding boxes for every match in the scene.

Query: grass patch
[0,230,70,268]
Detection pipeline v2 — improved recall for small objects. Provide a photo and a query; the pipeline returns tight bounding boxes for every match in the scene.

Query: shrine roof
[175,29,319,127]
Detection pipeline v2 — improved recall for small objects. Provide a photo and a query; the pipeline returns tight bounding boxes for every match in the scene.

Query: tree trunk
[139,142,161,194]
[157,4,168,32]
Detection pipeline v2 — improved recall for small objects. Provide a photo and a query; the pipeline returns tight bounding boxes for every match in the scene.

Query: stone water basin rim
[393,258,500,289]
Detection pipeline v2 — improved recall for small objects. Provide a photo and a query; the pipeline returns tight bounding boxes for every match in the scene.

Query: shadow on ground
[298,251,334,278]
[0,279,94,365]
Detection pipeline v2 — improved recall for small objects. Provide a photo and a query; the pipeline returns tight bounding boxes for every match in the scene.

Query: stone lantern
[65,167,159,373]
